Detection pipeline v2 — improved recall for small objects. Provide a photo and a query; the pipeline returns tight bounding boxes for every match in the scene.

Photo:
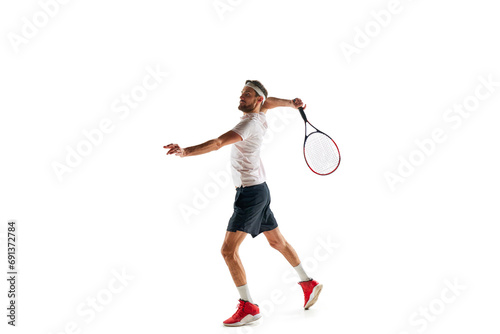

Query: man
[164,80,323,327]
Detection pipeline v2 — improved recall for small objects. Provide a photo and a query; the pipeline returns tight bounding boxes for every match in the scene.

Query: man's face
[238,87,261,112]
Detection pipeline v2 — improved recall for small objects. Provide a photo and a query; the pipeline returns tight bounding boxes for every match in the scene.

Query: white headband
[245,83,266,102]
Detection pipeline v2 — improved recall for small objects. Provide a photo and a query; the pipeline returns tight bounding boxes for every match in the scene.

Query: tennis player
[164,80,323,327]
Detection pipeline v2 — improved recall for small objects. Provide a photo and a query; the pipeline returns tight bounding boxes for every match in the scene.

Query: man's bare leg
[221,230,261,326]
[264,226,323,309]
[263,227,301,267]
[221,230,248,287]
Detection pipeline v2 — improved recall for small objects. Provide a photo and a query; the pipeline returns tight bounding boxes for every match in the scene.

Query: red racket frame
[299,107,341,175]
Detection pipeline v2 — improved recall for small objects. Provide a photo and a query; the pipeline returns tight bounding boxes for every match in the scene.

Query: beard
[238,100,257,112]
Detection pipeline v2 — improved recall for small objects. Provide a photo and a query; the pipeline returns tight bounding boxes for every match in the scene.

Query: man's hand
[164,131,241,158]
[292,98,306,110]
[164,143,186,157]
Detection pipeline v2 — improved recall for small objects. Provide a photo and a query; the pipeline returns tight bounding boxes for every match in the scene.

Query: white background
[1,0,499,333]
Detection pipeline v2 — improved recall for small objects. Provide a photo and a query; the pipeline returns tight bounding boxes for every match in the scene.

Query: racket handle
[298,107,308,122]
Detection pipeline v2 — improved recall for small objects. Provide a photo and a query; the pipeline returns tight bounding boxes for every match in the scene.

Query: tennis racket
[298,106,340,175]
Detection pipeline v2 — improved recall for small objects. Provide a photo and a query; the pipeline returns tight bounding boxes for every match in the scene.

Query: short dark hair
[245,80,268,99]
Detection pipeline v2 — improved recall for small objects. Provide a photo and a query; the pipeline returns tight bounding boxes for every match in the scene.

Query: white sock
[237,284,253,303]
[294,263,311,282]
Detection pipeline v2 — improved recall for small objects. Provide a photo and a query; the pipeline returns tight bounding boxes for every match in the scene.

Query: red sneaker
[223,299,262,327]
[298,279,323,309]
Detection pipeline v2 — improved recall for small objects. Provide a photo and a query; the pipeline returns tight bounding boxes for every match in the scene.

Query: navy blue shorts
[227,182,278,238]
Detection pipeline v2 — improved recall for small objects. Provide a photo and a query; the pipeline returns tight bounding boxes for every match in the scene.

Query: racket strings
[304,132,340,175]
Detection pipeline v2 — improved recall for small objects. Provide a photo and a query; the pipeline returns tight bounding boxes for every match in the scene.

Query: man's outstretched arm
[261,97,305,112]
[164,130,242,158]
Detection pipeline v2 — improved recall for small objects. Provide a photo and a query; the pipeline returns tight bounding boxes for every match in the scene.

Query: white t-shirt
[230,112,268,187]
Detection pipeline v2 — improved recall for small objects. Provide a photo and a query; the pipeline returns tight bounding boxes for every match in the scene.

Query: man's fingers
[167,148,179,155]
[164,143,184,157]
[293,98,304,109]
[165,145,181,155]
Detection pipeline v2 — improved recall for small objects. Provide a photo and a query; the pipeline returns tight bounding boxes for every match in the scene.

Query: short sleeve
[231,118,256,141]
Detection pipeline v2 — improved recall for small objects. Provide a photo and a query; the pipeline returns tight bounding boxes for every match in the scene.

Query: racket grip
[298,107,308,122]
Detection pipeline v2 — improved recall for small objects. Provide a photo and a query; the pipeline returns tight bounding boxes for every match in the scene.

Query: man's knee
[221,244,237,259]
[269,239,287,251]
